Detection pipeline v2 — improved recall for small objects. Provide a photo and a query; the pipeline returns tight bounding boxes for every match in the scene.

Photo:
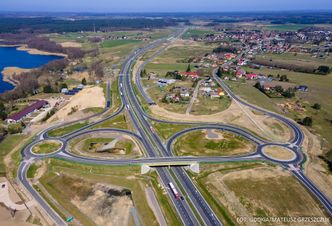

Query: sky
[0,0,331,12]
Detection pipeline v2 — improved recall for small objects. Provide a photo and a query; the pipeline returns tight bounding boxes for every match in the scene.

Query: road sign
[66,216,74,222]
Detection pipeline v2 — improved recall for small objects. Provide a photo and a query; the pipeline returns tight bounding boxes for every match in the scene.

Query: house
[245,73,258,80]
[217,88,225,96]
[224,53,236,60]
[235,69,246,78]
[179,71,199,80]
[297,85,309,92]
[6,100,49,124]
[61,88,69,94]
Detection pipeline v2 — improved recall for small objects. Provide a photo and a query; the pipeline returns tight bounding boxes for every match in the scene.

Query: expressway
[16,27,332,226]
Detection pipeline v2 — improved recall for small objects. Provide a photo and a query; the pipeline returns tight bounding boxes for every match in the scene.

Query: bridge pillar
[141,165,152,174]
[186,163,200,174]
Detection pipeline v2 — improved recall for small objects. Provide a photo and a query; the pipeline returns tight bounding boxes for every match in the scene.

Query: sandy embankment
[1,67,31,86]
[49,86,105,122]
[17,45,67,57]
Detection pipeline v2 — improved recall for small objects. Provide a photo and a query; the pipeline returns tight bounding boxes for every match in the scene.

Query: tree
[8,123,23,134]
[60,83,68,89]
[254,82,263,91]
[43,85,53,93]
[186,64,191,72]
[140,69,147,77]
[274,85,284,93]
[312,103,321,110]
[302,117,313,127]
[216,67,223,78]
[316,65,330,75]
[282,88,295,98]
[279,75,289,82]
[81,78,87,85]
[0,102,7,120]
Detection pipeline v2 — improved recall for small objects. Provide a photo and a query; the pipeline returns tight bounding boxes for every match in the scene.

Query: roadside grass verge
[150,121,193,140]
[32,141,62,154]
[101,39,141,48]
[173,130,255,157]
[48,122,89,137]
[91,114,128,130]
[0,135,27,176]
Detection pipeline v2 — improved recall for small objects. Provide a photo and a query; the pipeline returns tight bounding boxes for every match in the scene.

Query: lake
[0,46,63,94]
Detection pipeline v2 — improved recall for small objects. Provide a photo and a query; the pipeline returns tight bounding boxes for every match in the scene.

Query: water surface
[0,46,63,94]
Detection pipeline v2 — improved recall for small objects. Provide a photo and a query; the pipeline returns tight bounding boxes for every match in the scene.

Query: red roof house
[245,73,258,80]
[7,100,49,123]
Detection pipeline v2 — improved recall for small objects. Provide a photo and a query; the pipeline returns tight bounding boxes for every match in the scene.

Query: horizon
[0,0,332,13]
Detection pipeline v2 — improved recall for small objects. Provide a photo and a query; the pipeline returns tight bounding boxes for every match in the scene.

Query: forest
[0,17,177,33]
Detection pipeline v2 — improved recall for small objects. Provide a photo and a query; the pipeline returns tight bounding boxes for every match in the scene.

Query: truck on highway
[168,182,180,200]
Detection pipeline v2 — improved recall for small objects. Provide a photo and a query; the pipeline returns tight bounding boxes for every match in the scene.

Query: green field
[173,130,255,156]
[101,39,141,48]
[145,42,216,76]
[32,141,62,154]
[91,114,129,130]
[0,134,28,176]
[182,29,215,39]
[151,121,193,140]
[27,163,40,178]
[265,24,311,31]
[48,122,89,137]
[191,96,232,115]
[256,52,332,69]
[194,163,327,225]
[230,64,332,162]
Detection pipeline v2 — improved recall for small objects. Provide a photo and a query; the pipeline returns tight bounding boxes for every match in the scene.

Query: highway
[16,27,332,225]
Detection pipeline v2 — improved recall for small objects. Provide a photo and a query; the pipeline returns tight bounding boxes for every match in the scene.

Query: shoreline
[0,44,67,57]
[17,45,67,57]
[1,67,31,87]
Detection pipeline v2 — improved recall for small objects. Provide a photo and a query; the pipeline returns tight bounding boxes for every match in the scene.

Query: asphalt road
[16,27,332,226]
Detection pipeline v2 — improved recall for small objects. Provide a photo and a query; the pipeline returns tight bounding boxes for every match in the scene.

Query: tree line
[0,17,177,33]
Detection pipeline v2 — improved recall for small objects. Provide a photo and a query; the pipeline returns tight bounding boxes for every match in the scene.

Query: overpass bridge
[141,161,200,174]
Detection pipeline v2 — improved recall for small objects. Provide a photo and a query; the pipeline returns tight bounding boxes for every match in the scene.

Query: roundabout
[261,145,297,162]
[30,139,63,156]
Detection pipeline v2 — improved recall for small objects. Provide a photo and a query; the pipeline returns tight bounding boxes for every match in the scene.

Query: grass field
[256,52,332,69]
[32,141,61,154]
[264,24,311,31]
[173,130,255,156]
[240,64,332,156]
[27,163,40,178]
[193,162,265,226]
[145,42,216,76]
[151,121,193,140]
[91,114,129,130]
[37,159,181,225]
[101,39,141,48]
[223,167,327,219]
[194,163,328,226]
[0,134,28,176]
[191,96,232,115]
[48,122,89,137]
[182,28,215,39]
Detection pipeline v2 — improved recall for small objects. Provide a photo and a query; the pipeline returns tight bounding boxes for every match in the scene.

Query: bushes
[8,123,23,134]
[302,117,313,127]
[0,102,7,120]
